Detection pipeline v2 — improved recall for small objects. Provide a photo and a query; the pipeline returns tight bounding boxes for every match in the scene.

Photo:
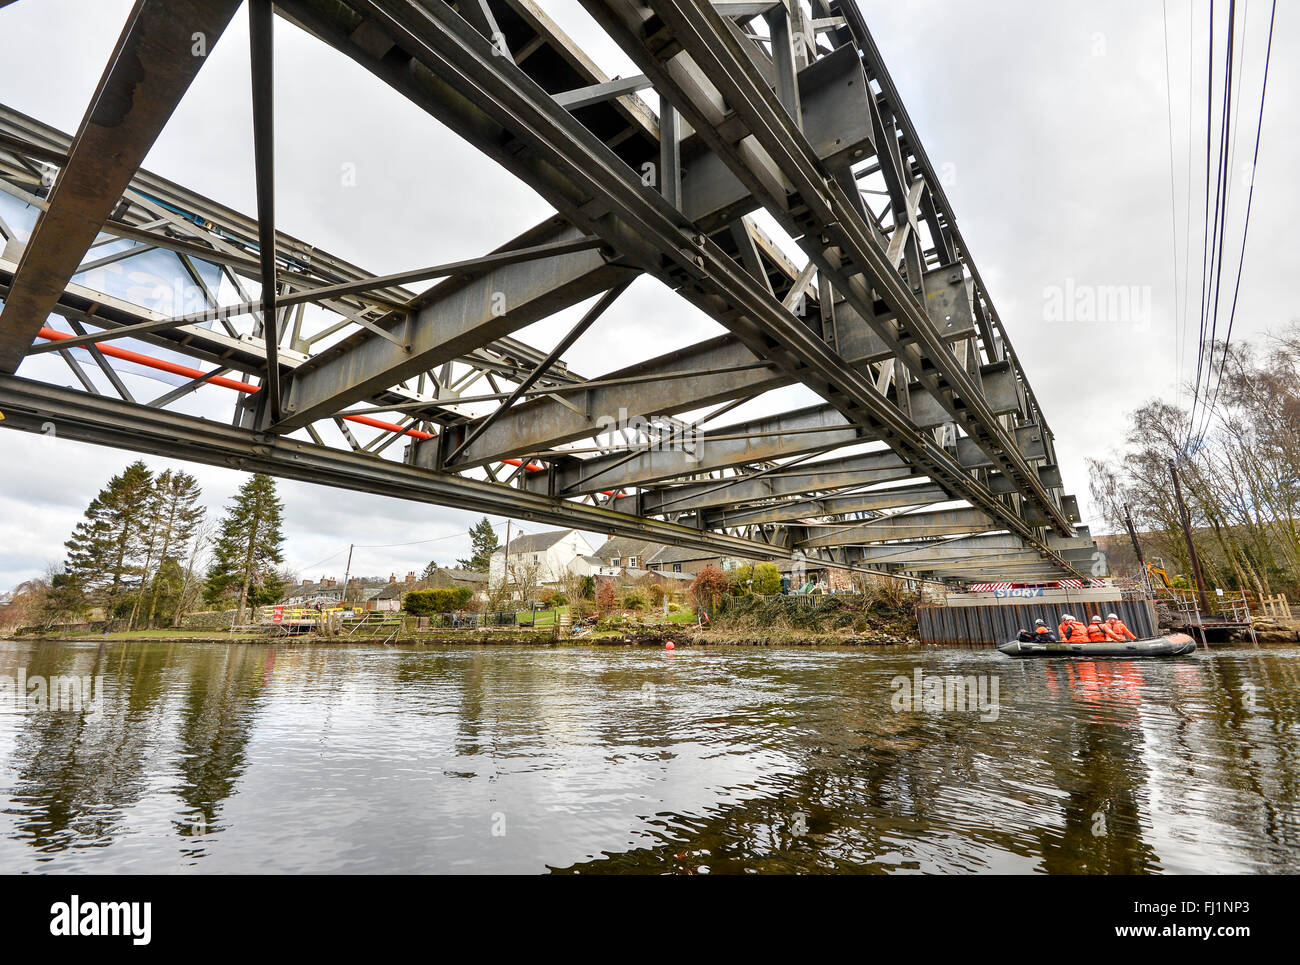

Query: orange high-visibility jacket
[1106,618,1138,641]
[1086,621,1114,642]
[1059,620,1090,643]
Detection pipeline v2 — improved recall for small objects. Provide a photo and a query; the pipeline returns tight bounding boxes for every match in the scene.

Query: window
[673,564,682,573]
[612,557,620,567]
[628,557,638,568]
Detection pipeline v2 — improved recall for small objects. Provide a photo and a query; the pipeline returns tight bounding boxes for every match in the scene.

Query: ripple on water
[0,640,1296,873]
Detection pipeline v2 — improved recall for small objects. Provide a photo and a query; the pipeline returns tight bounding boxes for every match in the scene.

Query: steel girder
[0,0,1100,585]
[0,374,773,560]
[703,481,950,528]
[271,0,1081,573]
[437,255,977,469]
[0,106,583,399]
[577,0,1070,532]
[0,0,245,373]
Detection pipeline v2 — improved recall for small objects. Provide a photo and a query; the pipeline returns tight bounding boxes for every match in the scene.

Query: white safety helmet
[1107,613,1119,620]
[1062,614,1075,622]
[1090,616,1102,623]
[1034,619,1045,626]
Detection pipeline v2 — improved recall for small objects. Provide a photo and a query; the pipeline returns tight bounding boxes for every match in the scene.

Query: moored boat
[997,632,1197,658]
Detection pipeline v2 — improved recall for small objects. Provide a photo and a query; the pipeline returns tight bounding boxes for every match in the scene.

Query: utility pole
[1123,503,1148,588]
[503,520,512,602]
[1167,460,1211,615]
[341,543,354,607]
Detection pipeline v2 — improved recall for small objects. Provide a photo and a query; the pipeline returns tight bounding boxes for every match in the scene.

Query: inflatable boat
[997,632,1197,658]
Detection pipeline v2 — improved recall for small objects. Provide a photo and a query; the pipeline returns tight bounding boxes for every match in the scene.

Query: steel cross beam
[0,0,244,373]
[0,374,946,581]
[0,374,772,560]
[0,104,593,424]
[441,266,984,469]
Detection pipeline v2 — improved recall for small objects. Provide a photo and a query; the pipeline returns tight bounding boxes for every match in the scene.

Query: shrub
[647,583,666,607]
[753,562,782,595]
[620,585,647,610]
[729,561,782,596]
[596,581,617,612]
[404,587,473,615]
[690,566,730,611]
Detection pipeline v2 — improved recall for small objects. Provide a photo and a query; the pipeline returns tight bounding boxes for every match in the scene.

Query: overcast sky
[0,0,1294,591]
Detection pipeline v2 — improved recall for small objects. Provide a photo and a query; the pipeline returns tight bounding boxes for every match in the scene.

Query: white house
[489,529,598,588]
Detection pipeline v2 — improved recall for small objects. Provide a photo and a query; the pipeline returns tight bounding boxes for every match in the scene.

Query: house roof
[283,576,387,602]
[623,566,693,582]
[286,581,344,598]
[374,568,489,600]
[592,536,664,561]
[426,567,489,586]
[494,529,574,555]
[448,568,489,583]
[648,544,720,565]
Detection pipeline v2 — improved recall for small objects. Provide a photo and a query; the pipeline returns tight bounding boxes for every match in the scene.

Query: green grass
[515,605,568,627]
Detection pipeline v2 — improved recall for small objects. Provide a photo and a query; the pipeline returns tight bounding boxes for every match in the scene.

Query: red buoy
[665,641,675,650]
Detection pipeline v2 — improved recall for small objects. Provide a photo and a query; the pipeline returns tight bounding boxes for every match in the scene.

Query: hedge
[403,587,473,615]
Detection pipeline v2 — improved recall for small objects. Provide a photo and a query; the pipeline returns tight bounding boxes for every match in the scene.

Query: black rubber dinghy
[997,632,1197,658]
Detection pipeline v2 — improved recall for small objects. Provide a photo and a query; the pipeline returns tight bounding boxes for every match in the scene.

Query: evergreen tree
[129,470,205,629]
[457,517,499,572]
[41,568,88,629]
[205,473,285,622]
[64,461,154,612]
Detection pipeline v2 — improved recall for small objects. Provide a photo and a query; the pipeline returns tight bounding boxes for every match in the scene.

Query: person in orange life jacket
[1058,614,1090,643]
[1033,619,1058,642]
[1086,615,1120,642]
[1105,612,1138,641]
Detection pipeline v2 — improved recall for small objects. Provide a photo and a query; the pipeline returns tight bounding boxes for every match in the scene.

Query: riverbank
[17,627,918,646]
[12,597,927,646]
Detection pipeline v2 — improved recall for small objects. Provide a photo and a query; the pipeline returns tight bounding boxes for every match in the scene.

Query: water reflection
[0,640,1296,873]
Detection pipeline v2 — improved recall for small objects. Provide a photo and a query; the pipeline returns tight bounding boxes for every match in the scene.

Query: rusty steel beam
[0,0,243,373]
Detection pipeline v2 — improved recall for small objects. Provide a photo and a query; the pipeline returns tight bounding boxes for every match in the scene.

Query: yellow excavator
[1147,561,1175,589]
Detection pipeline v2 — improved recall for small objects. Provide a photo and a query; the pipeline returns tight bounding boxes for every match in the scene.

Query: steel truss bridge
[0,0,1101,584]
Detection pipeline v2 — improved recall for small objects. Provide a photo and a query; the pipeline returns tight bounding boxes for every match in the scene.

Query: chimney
[389,572,396,584]
[406,571,416,582]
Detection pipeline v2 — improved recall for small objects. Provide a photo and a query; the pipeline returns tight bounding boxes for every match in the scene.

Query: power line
[1197,0,1238,440]
[1198,0,1277,442]
[1188,0,1217,438]
[1161,0,1182,401]
[1179,0,1197,408]
[291,519,516,571]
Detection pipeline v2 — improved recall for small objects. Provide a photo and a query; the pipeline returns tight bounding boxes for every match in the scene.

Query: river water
[0,639,1295,874]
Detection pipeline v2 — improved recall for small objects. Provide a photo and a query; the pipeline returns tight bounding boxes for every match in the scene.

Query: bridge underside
[0,0,1099,584]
